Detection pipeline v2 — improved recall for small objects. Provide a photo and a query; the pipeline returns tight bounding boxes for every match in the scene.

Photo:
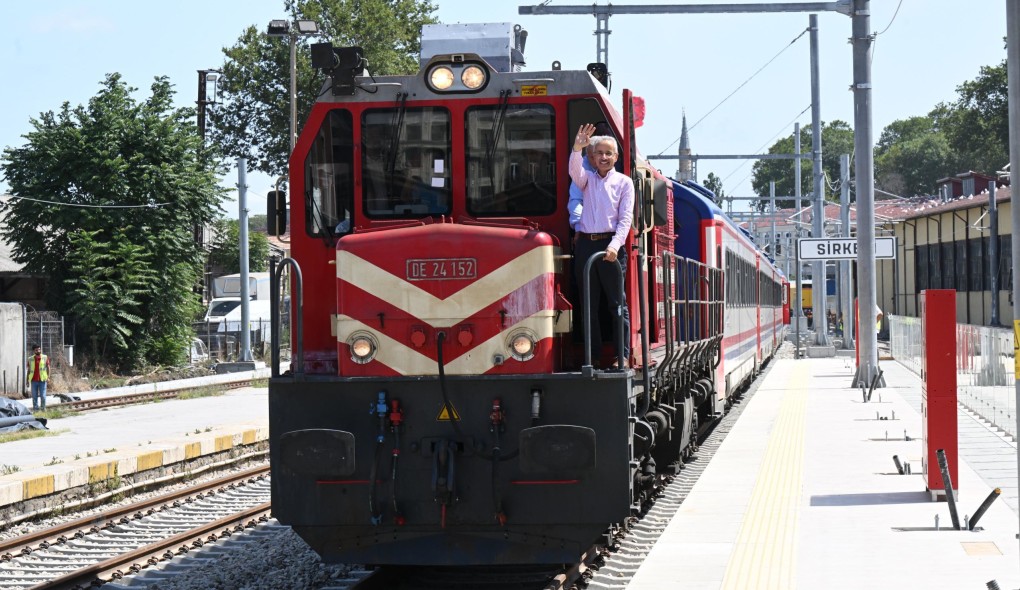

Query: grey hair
[589,135,619,154]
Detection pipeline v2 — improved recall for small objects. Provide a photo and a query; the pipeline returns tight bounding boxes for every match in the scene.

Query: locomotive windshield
[465,104,556,217]
[361,107,452,218]
[304,110,354,237]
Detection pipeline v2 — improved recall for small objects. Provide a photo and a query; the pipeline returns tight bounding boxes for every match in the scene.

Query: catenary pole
[809,14,828,346]
[851,0,878,387]
[989,180,1000,326]
[795,123,803,357]
[1005,0,1020,563]
[770,181,777,261]
[238,158,253,362]
[840,153,854,349]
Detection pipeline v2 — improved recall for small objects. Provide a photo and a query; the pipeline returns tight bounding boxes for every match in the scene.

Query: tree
[939,61,1009,176]
[207,219,271,275]
[874,115,958,197]
[64,229,153,360]
[210,0,439,176]
[0,74,225,368]
[702,172,725,203]
[750,120,854,211]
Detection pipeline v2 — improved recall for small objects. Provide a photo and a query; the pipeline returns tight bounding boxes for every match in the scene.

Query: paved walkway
[629,356,1020,589]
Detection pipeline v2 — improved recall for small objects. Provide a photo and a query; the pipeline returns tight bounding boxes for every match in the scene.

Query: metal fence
[889,315,1015,439]
[25,311,68,370]
[192,318,288,362]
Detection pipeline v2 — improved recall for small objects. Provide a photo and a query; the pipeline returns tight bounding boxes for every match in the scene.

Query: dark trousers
[573,236,630,360]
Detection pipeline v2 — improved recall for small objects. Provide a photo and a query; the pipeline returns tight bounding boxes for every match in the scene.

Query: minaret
[677,111,693,182]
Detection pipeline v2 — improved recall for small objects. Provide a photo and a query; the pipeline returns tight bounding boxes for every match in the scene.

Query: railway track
[0,466,271,589]
[53,377,259,413]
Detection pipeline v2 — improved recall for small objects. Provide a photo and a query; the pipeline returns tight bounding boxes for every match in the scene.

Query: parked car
[188,337,210,364]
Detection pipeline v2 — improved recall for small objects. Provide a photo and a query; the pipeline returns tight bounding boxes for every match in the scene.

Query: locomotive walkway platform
[0,368,270,518]
[629,355,1020,590]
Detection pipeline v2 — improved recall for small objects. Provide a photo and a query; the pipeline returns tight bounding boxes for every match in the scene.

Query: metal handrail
[271,257,304,378]
[581,251,625,370]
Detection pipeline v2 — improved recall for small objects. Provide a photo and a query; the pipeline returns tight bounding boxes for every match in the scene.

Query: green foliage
[750,120,854,211]
[207,219,270,274]
[940,61,1009,176]
[874,62,1007,197]
[0,74,226,370]
[65,229,152,360]
[702,172,725,202]
[874,116,957,197]
[210,0,439,176]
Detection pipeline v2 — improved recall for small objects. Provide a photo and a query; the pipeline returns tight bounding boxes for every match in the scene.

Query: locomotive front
[268,24,641,566]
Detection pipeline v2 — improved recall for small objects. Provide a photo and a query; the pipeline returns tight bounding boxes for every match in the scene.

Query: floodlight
[295,20,319,34]
[267,20,290,36]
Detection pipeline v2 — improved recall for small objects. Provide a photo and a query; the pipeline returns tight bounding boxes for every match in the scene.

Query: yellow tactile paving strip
[721,362,809,590]
[0,427,266,506]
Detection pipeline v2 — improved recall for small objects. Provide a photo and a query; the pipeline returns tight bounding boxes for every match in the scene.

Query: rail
[889,315,1016,439]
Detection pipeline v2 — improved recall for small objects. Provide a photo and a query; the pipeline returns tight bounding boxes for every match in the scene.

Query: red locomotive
[268,23,786,566]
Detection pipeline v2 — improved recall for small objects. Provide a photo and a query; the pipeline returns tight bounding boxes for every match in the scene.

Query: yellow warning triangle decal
[437,403,461,421]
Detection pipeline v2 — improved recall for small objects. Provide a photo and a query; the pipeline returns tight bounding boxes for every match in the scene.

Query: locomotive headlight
[429,66,455,90]
[424,58,489,93]
[461,65,486,89]
[348,332,378,364]
[507,330,537,361]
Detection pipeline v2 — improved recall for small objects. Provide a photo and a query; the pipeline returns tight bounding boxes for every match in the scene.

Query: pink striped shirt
[568,149,634,252]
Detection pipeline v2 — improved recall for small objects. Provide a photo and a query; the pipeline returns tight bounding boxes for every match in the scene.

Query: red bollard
[920,289,958,501]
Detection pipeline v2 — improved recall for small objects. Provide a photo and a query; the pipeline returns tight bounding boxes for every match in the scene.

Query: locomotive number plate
[406,258,477,281]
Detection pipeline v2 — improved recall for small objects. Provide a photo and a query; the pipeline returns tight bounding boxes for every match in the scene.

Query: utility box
[920,289,957,500]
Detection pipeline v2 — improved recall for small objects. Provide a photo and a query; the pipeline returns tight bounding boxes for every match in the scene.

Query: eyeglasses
[592,150,616,157]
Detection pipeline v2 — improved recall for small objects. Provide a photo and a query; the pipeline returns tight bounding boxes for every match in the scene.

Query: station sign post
[797,237,896,261]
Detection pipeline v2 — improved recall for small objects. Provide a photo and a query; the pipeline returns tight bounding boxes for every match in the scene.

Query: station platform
[0,370,270,522]
[630,356,1020,590]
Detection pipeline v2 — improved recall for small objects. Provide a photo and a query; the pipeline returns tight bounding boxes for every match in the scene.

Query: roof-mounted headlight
[425,60,489,93]
[461,65,486,90]
[348,332,378,364]
[429,66,455,90]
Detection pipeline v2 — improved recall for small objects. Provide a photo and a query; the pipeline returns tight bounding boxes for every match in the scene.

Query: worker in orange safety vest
[28,345,49,412]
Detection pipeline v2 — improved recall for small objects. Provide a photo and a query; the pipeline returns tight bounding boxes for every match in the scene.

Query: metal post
[770,182,777,259]
[1005,0,1020,564]
[969,487,1002,530]
[841,153,854,348]
[197,70,208,141]
[809,14,827,345]
[936,448,961,530]
[989,180,1000,325]
[794,123,803,356]
[238,158,253,362]
[851,0,879,387]
[289,33,297,152]
[595,11,611,72]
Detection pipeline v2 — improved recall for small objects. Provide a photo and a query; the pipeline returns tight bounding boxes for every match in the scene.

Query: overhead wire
[654,27,810,157]
[720,104,812,190]
[3,195,170,209]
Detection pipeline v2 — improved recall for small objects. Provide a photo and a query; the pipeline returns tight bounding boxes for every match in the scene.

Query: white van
[204,297,243,324]
[217,300,273,341]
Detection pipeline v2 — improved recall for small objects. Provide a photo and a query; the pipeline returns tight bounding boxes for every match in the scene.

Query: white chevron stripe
[338,312,554,375]
[337,246,556,328]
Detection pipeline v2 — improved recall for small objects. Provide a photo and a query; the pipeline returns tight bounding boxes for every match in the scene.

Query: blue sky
[0,1,1009,217]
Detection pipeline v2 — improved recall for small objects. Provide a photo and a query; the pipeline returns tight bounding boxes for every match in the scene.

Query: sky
[0,1,1010,218]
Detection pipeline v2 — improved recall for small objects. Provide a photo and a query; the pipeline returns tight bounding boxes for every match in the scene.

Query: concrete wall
[0,303,25,397]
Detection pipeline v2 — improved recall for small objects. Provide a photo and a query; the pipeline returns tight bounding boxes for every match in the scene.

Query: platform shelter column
[920,289,957,499]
